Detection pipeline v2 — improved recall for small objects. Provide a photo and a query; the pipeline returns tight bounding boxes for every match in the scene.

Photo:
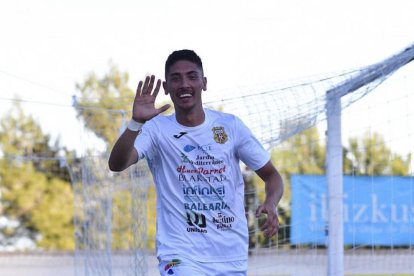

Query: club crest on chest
[212,126,228,144]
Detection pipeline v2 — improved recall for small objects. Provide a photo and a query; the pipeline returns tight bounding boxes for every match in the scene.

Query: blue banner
[291,175,414,246]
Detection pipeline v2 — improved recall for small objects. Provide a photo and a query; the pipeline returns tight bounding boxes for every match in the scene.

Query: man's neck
[175,107,205,127]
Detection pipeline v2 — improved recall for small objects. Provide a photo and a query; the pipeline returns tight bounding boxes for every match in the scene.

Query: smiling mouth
[179,93,192,98]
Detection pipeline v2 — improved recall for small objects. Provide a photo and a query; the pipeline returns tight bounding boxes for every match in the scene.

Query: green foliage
[344,132,411,176]
[270,127,326,208]
[147,185,156,250]
[0,161,74,250]
[0,103,44,156]
[111,190,134,250]
[0,102,73,182]
[0,102,74,250]
[30,177,74,249]
[270,128,411,209]
[75,63,174,147]
[390,154,412,175]
[74,64,135,147]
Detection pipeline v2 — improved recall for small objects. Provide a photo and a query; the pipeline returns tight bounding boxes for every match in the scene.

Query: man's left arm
[255,160,284,238]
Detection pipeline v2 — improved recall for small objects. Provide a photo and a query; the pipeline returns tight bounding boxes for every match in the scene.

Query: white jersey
[134,108,270,262]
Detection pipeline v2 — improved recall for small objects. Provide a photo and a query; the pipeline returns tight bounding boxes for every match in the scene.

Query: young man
[108,50,284,275]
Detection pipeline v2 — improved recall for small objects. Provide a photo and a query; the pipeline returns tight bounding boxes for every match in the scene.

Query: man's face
[163,60,207,112]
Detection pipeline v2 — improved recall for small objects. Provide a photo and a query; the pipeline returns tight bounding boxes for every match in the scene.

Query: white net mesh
[70,44,414,275]
[205,44,414,150]
[70,157,150,276]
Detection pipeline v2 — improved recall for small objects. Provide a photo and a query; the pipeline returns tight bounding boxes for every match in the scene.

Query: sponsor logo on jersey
[173,132,187,139]
[180,153,192,163]
[184,202,229,211]
[182,184,225,196]
[213,212,234,231]
[177,165,226,175]
[164,259,181,275]
[186,212,208,234]
[178,155,224,166]
[183,144,212,152]
[179,174,227,183]
[183,145,196,152]
[212,126,228,144]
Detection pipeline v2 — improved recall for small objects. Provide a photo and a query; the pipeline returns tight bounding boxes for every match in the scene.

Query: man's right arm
[108,128,140,172]
[108,75,170,172]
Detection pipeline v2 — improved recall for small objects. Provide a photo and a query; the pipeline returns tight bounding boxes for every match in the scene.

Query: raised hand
[133,75,170,123]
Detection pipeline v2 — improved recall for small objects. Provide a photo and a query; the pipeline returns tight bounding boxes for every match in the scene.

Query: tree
[1,162,74,249]
[270,128,410,210]
[0,102,74,250]
[0,102,73,182]
[344,131,411,176]
[75,63,174,147]
[74,64,136,147]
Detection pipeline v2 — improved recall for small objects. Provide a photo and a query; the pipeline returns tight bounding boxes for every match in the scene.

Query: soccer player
[108,49,284,276]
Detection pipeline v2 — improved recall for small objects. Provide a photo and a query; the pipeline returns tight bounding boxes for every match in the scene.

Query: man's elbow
[108,154,138,172]
[108,158,128,172]
[108,161,122,172]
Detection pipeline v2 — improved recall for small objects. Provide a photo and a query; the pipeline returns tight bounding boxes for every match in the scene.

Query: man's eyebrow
[168,70,199,77]
[186,71,199,75]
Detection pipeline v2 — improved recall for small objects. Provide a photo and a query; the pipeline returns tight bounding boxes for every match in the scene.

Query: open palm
[133,75,170,123]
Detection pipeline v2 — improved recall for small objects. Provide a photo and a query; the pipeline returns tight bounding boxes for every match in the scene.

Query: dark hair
[165,49,204,76]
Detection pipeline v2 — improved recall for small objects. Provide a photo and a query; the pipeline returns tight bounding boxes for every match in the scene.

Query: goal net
[72,43,414,275]
[233,46,414,275]
[69,156,151,276]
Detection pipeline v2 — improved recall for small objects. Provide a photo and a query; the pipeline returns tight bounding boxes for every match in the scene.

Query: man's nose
[180,77,190,88]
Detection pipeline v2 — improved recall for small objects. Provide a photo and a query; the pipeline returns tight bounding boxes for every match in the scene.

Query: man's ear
[202,77,207,91]
[163,81,168,95]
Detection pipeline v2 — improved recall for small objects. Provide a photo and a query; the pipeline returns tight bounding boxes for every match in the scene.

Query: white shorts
[158,256,247,276]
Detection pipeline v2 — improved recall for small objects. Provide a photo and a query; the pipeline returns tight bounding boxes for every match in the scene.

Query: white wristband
[127,119,144,132]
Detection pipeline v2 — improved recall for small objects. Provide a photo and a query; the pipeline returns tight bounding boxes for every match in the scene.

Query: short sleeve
[234,116,270,170]
[134,122,156,160]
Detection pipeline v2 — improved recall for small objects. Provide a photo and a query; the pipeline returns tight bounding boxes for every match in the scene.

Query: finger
[256,205,264,217]
[266,216,279,237]
[263,221,276,237]
[267,226,277,238]
[266,215,277,232]
[261,219,274,232]
[260,221,269,232]
[271,222,279,236]
[136,81,143,97]
[142,76,151,94]
[261,213,277,232]
[264,227,274,238]
[259,214,271,231]
[152,79,162,98]
[156,104,171,114]
[147,75,156,94]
